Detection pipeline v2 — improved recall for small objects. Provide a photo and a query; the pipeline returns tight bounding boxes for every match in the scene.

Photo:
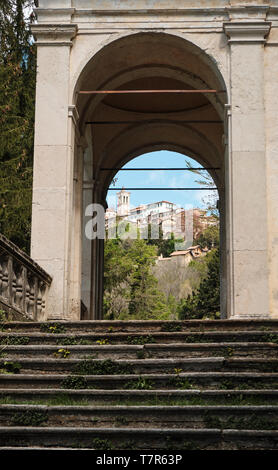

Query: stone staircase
[1,319,278,450]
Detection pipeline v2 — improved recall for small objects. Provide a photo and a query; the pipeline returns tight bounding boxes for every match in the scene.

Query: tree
[178,249,220,320]
[185,159,219,219]
[103,238,133,319]
[0,1,36,252]
[103,238,169,320]
[147,224,183,257]
[128,239,169,319]
[197,225,220,250]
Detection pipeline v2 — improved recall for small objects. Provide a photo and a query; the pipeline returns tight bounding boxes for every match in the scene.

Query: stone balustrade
[0,234,52,321]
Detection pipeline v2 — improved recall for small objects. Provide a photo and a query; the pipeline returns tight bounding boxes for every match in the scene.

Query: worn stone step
[1,357,227,375]
[1,319,278,450]
[2,356,278,375]
[2,319,278,333]
[2,342,278,360]
[224,358,278,372]
[0,426,221,450]
[145,342,278,358]
[1,404,278,430]
[2,388,278,406]
[1,330,277,346]
[1,426,278,450]
[1,372,278,390]
[0,344,144,360]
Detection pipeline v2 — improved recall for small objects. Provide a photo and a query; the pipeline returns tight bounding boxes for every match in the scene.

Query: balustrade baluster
[0,234,51,319]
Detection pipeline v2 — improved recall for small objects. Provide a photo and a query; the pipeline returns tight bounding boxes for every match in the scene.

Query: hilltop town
[105,188,217,245]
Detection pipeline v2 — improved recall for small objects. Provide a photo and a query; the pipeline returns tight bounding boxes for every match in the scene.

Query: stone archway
[31,2,274,321]
[75,32,226,319]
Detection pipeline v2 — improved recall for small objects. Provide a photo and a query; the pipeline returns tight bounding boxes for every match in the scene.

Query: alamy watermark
[85,203,194,251]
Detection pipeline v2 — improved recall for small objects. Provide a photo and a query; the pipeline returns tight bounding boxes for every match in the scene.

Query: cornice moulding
[68,105,80,127]
[33,5,278,26]
[31,23,78,45]
[35,7,76,23]
[224,21,271,43]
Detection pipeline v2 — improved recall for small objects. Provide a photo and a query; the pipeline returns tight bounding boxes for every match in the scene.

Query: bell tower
[117,189,130,217]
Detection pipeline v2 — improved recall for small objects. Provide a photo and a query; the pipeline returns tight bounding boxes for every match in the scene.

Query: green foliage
[11,409,48,426]
[167,376,193,389]
[0,360,21,374]
[92,438,114,450]
[161,322,182,332]
[0,310,7,323]
[178,249,220,320]
[60,375,88,390]
[127,335,156,345]
[53,348,71,359]
[74,359,134,376]
[96,338,110,345]
[40,323,66,334]
[136,350,145,359]
[197,225,220,250]
[56,336,92,346]
[115,416,129,426]
[119,440,136,450]
[124,377,154,390]
[0,1,36,252]
[147,227,183,258]
[0,336,29,345]
[264,334,278,345]
[185,159,219,218]
[104,238,170,320]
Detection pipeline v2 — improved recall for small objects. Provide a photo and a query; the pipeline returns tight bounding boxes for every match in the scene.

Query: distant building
[156,245,208,268]
[105,188,217,242]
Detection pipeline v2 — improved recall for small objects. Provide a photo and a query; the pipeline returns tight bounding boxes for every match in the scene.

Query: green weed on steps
[0,336,30,345]
[0,361,21,374]
[204,412,278,430]
[56,337,93,346]
[60,376,88,389]
[11,409,48,426]
[74,359,134,375]
[161,323,182,332]
[127,336,156,345]
[40,323,66,334]
[0,394,278,407]
[124,377,154,390]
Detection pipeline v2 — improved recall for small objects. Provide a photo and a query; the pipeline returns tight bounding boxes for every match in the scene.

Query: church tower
[117,188,130,217]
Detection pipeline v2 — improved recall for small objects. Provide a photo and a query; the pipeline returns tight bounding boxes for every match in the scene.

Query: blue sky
[107,150,216,212]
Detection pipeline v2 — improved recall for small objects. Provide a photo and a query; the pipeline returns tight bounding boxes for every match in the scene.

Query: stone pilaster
[224,21,271,319]
[31,23,78,319]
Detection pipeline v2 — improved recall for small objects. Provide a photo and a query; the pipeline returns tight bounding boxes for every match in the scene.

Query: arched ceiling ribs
[78,64,225,131]
[95,121,223,197]
[99,101,213,116]
[76,32,227,208]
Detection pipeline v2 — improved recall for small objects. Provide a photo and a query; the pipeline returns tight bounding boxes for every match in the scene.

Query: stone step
[2,356,278,375]
[2,319,278,333]
[2,388,278,406]
[1,426,278,450]
[0,357,227,375]
[1,404,278,430]
[1,372,278,390]
[1,342,278,359]
[1,319,278,450]
[1,330,277,345]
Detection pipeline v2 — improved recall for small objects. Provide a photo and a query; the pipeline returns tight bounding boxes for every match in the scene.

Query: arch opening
[102,150,220,321]
[76,32,227,320]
